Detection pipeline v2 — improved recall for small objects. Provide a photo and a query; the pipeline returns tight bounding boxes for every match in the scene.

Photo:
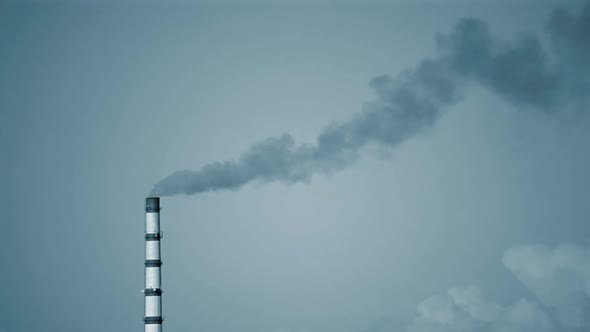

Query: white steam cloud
[402,242,590,332]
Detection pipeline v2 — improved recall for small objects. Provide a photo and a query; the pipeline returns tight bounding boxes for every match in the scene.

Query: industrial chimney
[144,197,163,331]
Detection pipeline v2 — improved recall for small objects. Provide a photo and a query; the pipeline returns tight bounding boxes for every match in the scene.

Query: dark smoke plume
[150,2,590,197]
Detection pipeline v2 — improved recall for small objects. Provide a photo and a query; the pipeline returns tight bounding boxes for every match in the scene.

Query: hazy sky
[2,1,590,332]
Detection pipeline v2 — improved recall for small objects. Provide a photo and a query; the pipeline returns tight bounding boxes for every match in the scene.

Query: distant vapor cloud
[150,2,590,197]
[503,243,590,330]
[396,241,590,332]
[406,286,554,332]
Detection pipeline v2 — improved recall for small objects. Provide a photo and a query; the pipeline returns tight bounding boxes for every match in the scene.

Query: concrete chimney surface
[145,197,163,332]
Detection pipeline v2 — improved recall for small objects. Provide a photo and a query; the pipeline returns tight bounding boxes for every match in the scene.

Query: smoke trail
[150,58,457,196]
[150,2,590,197]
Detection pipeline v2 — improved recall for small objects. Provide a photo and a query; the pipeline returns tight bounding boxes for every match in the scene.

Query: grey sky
[2,1,589,332]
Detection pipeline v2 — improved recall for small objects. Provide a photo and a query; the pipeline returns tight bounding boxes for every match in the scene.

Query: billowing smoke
[150,2,590,197]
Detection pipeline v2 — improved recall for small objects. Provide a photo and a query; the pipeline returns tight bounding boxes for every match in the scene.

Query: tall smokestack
[144,197,163,331]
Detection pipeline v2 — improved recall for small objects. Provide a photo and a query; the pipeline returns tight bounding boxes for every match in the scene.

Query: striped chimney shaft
[144,197,163,331]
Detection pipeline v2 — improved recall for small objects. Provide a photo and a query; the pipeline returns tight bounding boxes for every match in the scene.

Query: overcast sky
[2,1,590,332]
